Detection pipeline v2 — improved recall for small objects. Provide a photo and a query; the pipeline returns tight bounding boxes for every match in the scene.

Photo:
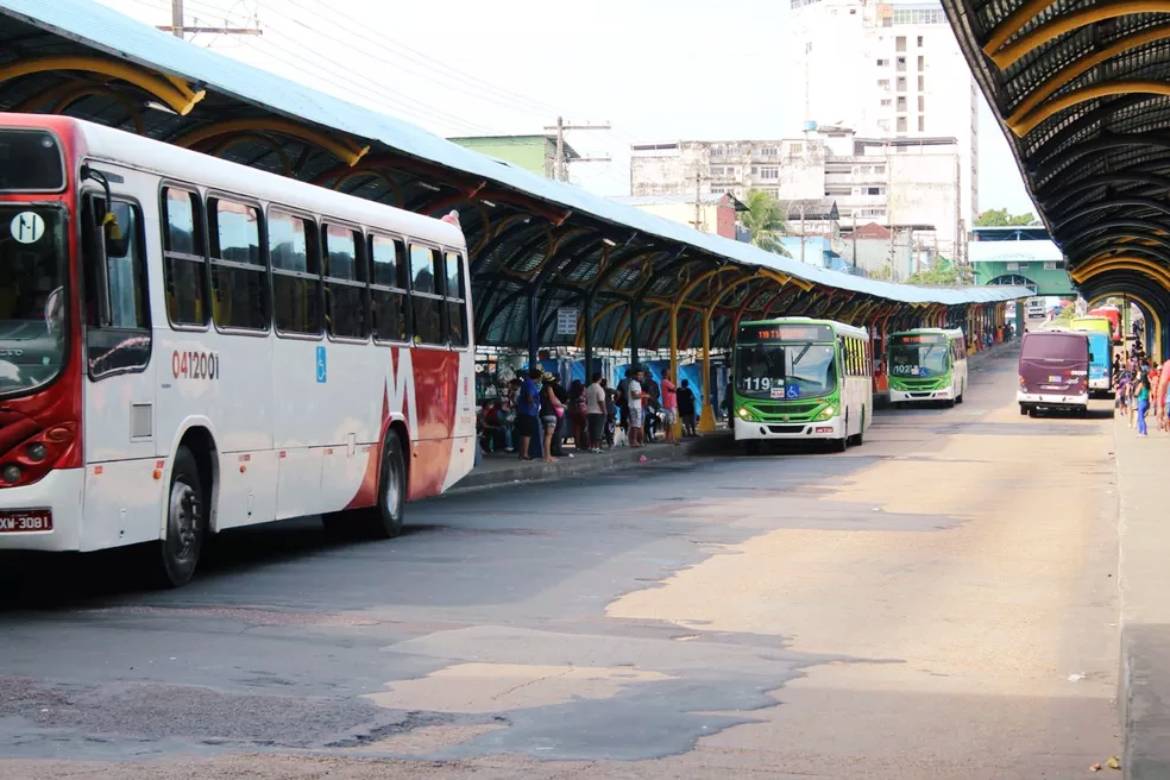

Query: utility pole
[544,118,611,183]
[851,209,858,270]
[159,0,263,38]
[799,202,806,264]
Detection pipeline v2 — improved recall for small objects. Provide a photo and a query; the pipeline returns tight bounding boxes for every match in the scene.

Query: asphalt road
[0,347,1122,778]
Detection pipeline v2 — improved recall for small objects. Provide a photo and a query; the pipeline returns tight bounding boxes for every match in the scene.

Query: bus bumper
[1017,391,1089,409]
[0,468,84,552]
[889,387,954,403]
[1089,377,1111,391]
[734,416,842,440]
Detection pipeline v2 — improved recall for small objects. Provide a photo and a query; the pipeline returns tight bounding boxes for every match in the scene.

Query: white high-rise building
[783,0,978,232]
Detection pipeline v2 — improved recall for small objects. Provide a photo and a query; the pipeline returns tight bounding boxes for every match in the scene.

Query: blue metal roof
[0,0,1030,307]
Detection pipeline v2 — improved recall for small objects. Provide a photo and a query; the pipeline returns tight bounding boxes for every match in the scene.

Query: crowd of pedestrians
[1113,343,1170,438]
[477,366,702,461]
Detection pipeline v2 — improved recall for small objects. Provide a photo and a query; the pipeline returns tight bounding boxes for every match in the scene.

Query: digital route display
[738,324,834,343]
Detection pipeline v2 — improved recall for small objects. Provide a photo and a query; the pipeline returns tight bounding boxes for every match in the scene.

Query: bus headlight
[737,406,750,419]
[817,405,835,420]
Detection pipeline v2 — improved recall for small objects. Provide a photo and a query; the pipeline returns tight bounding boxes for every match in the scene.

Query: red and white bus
[0,114,475,586]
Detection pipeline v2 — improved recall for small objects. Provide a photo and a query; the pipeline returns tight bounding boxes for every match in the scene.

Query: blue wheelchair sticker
[786,385,801,399]
[315,346,327,383]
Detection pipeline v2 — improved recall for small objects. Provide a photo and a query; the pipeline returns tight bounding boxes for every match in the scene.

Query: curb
[448,431,735,494]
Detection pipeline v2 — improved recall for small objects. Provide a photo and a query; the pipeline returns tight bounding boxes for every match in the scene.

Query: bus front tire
[154,445,206,588]
[1019,404,1028,416]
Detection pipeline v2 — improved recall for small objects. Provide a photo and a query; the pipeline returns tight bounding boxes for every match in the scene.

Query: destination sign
[890,333,946,345]
[738,324,833,342]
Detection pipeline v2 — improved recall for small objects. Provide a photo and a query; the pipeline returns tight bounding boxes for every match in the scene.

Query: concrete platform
[1113,417,1170,779]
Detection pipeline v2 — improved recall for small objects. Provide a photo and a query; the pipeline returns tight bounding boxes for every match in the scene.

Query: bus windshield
[736,342,837,399]
[889,334,950,378]
[0,205,68,398]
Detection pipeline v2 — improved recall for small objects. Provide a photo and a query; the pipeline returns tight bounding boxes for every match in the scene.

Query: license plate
[1048,374,1063,382]
[0,509,53,533]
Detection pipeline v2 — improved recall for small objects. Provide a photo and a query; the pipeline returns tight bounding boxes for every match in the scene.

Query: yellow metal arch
[174,119,370,167]
[985,1,1170,69]
[0,56,204,115]
[1070,255,1170,290]
[1010,81,1170,136]
[1087,290,1163,358]
[1006,24,1170,127]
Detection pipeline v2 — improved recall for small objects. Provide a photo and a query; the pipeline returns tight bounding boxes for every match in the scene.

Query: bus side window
[208,196,268,332]
[369,234,409,342]
[323,223,368,340]
[443,250,468,348]
[82,195,151,379]
[270,209,322,336]
[161,187,207,326]
[409,244,444,345]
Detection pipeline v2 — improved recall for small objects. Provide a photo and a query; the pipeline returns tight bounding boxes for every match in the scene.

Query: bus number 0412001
[172,350,220,381]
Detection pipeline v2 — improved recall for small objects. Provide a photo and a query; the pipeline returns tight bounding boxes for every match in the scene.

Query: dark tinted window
[370,234,403,287]
[209,197,261,264]
[82,197,151,379]
[443,251,468,348]
[370,235,408,343]
[269,209,322,336]
[410,244,438,294]
[208,197,267,331]
[0,130,63,191]
[323,224,366,340]
[324,224,361,281]
[1023,333,1088,361]
[161,188,207,326]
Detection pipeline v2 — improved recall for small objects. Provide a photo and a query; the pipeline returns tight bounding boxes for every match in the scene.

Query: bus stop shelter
[0,0,1030,425]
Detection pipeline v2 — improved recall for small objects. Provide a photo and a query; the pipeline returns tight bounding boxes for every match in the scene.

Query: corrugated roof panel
[0,0,1032,307]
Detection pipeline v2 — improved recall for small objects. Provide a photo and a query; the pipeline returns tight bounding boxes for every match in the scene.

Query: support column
[669,305,682,441]
[527,289,539,368]
[582,293,593,380]
[629,298,640,369]
[698,308,716,433]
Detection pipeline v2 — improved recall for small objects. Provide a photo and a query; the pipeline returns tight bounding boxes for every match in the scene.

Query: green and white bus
[886,328,968,407]
[733,317,873,451]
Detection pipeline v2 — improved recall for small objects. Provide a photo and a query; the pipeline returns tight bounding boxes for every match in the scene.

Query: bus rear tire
[366,433,406,539]
[1019,404,1028,416]
[154,445,206,588]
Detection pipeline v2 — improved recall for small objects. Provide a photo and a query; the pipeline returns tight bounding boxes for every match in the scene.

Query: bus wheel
[1019,404,1028,416]
[850,410,865,447]
[957,385,965,404]
[155,446,206,588]
[366,433,406,539]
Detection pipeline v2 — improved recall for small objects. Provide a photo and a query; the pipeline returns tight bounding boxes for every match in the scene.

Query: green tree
[740,190,790,255]
[975,208,1039,227]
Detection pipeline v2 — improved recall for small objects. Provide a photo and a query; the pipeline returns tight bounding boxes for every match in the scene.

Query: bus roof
[62,115,466,250]
[739,316,869,341]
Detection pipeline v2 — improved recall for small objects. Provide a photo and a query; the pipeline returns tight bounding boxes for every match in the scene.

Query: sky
[99,0,1036,216]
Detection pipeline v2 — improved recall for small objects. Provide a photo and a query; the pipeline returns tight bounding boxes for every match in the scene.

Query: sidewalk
[450,431,733,493]
[1112,417,1170,778]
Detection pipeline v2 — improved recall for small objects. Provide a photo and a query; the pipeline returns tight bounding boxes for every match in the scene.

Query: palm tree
[741,190,790,256]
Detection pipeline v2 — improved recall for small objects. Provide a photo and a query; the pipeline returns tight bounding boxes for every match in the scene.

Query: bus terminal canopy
[943,0,1170,352]
[0,0,1028,362]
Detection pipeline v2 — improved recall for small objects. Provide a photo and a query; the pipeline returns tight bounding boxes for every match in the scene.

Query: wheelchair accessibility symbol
[315,346,327,383]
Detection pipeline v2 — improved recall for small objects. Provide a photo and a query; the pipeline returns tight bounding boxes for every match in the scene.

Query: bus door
[79,189,158,549]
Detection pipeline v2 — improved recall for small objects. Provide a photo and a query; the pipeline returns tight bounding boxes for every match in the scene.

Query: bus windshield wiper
[792,343,812,367]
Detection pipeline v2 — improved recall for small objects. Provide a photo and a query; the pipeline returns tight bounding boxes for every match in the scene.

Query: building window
[918,116,926,131]
[878,78,891,91]
[897,76,907,91]
[1043,261,1059,270]
[896,35,906,52]
[896,117,907,133]
[269,209,322,336]
[789,142,803,154]
[161,187,207,327]
[208,196,267,331]
[917,55,925,70]
[918,75,925,91]
[760,145,779,157]
[918,95,925,111]
[881,98,892,107]
[866,186,883,195]
[896,96,907,112]
[896,56,907,71]
[323,223,367,340]
[759,166,779,180]
[874,165,886,175]
[876,58,888,67]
